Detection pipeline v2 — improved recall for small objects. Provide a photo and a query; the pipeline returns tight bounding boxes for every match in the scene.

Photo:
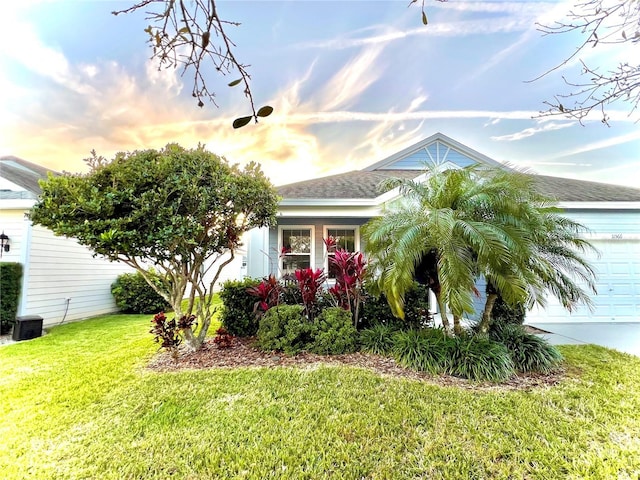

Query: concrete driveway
[529,322,640,357]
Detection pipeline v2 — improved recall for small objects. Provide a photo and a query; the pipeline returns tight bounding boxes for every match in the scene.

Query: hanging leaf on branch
[112,0,274,128]
[113,0,448,129]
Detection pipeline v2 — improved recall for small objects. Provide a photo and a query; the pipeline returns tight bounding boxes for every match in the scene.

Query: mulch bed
[147,335,569,392]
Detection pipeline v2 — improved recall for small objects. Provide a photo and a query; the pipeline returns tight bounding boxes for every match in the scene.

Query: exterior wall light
[0,231,10,257]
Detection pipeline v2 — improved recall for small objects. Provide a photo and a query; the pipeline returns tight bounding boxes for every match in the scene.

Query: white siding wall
[22,225,133,327]
[247,227,270,279]
[197,246,247,293]
[0,209,28,264]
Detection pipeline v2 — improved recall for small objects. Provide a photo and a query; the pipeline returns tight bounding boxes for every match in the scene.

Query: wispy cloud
[442,2,557,15]
[484,118,501,127]
[297,17,534,50]
[320,45,386,111]
[296,1,554,51]
[340,94,429,171]
[0,20,99,97]
[458,29,537,88]
[552,130,640,158]
[526,161,592,167]
[281,109,539,123]
[490,121,575,141]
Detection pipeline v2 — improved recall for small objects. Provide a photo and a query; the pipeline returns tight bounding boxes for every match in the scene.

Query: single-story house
[245,132,640,324]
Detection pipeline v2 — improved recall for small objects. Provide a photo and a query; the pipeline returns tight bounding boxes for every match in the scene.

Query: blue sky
[1,0,638,187]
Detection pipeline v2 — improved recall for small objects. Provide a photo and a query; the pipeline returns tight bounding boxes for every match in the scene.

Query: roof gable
[364,132,504,171]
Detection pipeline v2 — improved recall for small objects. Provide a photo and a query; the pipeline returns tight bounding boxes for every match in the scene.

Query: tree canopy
[30,144,280,350]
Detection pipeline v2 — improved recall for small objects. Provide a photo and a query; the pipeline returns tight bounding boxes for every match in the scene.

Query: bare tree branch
[111,0,453,128]
[532,0,640,125]
[112,0,271,128]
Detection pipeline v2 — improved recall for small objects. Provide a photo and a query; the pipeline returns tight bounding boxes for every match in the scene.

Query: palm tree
[479,213,598,332]
[363,165,535,335]
[363,164,597,335]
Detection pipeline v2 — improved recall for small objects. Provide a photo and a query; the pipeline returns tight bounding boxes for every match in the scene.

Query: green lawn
[1,314,639,479]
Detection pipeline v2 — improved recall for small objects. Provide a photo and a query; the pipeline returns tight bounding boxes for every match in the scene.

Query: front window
[325,226,358,279]
[280,227,313,275]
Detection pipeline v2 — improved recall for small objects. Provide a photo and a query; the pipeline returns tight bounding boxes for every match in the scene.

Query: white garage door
[527,239,640,323]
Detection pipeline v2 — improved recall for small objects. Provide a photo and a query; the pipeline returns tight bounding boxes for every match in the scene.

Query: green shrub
[392,330,427,370]
[219,278,261,336]
[392,328,454,374]
[359,291,396,328]
[404,285,433,328]
[491,324,563,373]
[360,282,432,330]
[359,324,398,355]
[449,335,515,382]
[309,307,357,355]
[257,305,312,355]
[491,295,526,329]
[111,271,170,314]
[0,262,22,335]
[280,278,302,306]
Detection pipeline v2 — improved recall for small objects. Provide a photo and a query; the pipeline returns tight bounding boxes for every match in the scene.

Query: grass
[1,314,640,479]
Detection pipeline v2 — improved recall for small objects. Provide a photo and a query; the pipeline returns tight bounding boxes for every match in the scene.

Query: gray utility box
[12,315,43,341]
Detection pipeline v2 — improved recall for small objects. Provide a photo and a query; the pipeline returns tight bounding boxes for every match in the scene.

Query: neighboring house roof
[277,133,640,203]
[0,156,59,199]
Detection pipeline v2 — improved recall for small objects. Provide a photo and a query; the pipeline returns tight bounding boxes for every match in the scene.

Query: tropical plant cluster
[219,273,431,357]
[363,165,597,337]
[213,242,562,382]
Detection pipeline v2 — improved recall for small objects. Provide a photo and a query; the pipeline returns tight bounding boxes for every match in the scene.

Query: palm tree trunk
[453,315,463,336]
[478,292,498,334]
[434,292,452,336]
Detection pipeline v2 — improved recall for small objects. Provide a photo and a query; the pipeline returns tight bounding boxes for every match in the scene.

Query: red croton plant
[326,240,367,327]
[149,312,197,360]
[294,267,326,321]
[246,274,282,314]
[247,237,367,327]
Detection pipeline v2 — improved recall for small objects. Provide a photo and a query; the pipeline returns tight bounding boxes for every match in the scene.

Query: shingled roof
[278,167,640,202]
[0,156,59,197]
[278,170,419,199]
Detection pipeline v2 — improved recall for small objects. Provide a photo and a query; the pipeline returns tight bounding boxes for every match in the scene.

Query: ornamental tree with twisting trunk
[30,144,279,351]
